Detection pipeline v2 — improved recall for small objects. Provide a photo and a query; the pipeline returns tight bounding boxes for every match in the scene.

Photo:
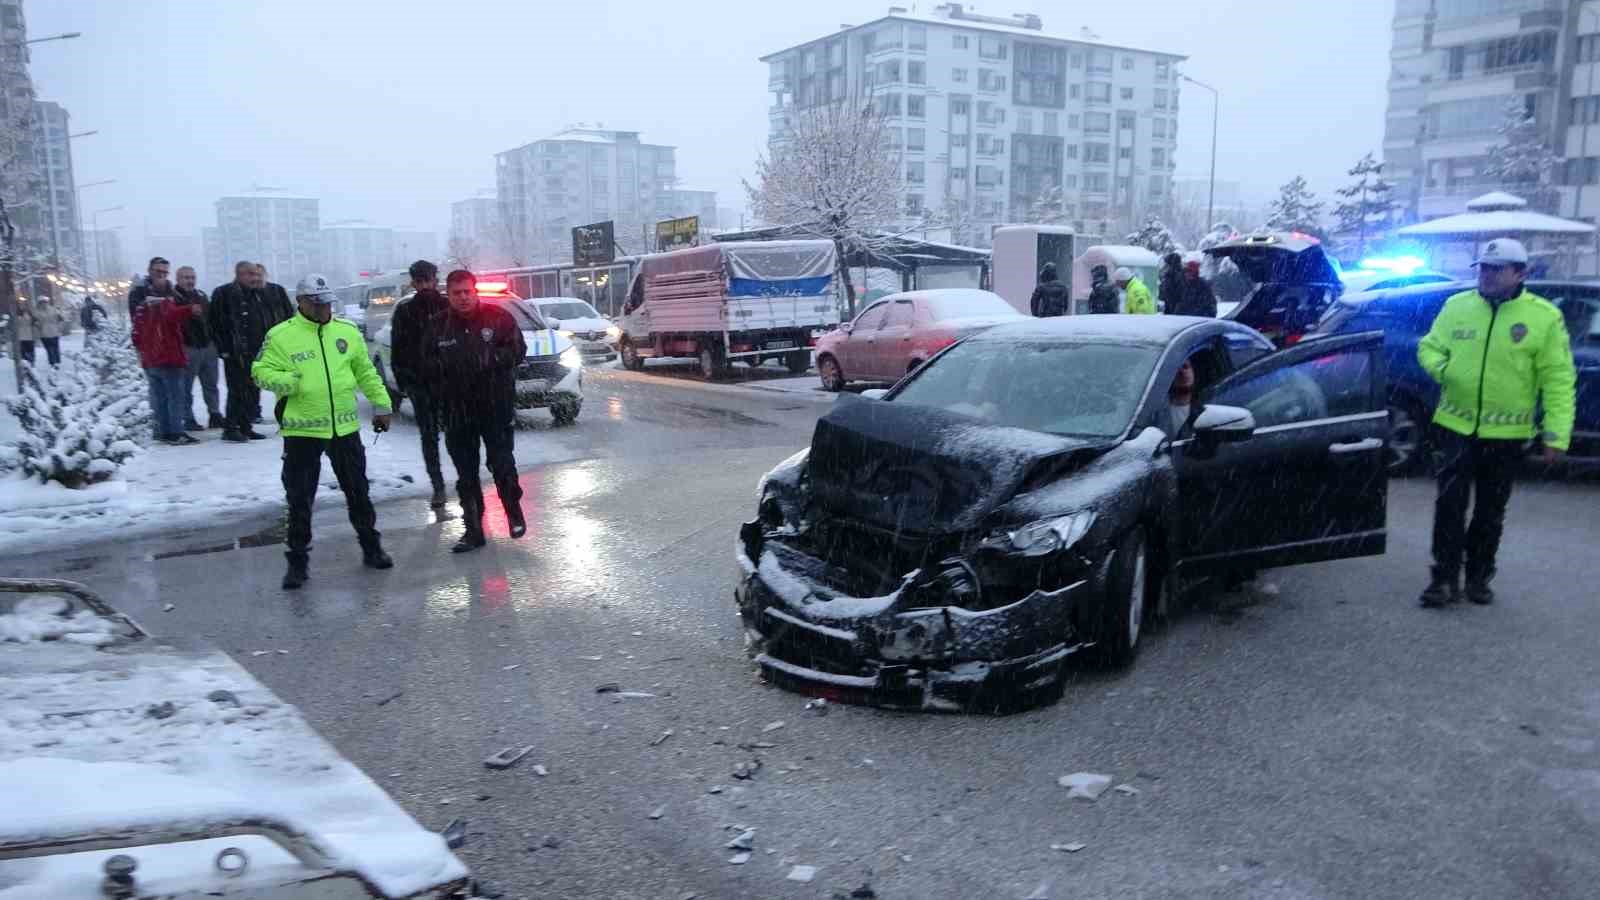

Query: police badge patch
[1510,323,1528,343]
[335,338,349,354]
[481,327,494,341]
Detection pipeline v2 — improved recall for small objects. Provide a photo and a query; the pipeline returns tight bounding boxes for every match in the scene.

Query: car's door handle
[1329,438,1383,455]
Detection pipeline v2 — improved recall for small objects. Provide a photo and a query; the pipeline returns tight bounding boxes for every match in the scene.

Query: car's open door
[1173,331,1388,577]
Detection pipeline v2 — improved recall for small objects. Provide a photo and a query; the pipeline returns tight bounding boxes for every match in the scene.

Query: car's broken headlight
[987,511,1097,557]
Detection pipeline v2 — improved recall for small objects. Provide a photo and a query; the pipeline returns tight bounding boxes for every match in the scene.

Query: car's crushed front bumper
[734,522,1097,713]
[513,358,582,409]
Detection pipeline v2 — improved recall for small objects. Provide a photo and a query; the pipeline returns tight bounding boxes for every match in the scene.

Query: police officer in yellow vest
[1416,238,1576,608]
[253,275,395,590]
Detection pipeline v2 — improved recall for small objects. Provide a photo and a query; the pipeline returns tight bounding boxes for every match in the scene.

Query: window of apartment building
[1120,87,1134,100]
[951,167,968,180]
[951,134,970,147]
[907,127,926,150]
[977,134,1006,154]
[976,101,1005,124]
[909,61,926,84]
[907,161,926,184]
[1428,94,1523,138]
[951,98,970,115]
[1149,175,1165,197]
[1064,174,1079,188]
[1118,175,1132,194]
[1066,143,1079,159]
[1070,84,1081,100]
[1084,142,1111,163]
[883,127,903,149]
[1016,110,1033,134]
[1044,112,1060,135]
[1118,111,1137,130]
[1067,113,1080,130]
[1085,112,1111,133]
[1069,51,1083,69]
[953,34,970,49]
[909,25,927,50]
[1152,147,1167,167]
[1580,34,1600,64]
[1122,56,1134,70]
[1155,60,1170,80]
[908,95,926,118]
[802,49,817,74]
[1084,173,1110,193]
[829,71,846,100]
[979,69,1007,91]
[1565,157,1600,186]
[1573,95,1600,126]
[979,36,1008,59]
[1152,117,1167,138]
[880,59,902,83]
[1118,146,1132,160]
[1089,49,1113,73]
[976,165,1003,187]
[1154,88,1169,109]
[877,92,903,116]
[953,67,969,82]
[828,40,844,67]
[906,194,924,214]
[1087,82,1111,103]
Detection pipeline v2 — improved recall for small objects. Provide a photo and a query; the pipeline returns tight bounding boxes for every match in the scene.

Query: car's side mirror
[860,388,889,401]
[840,322,854,334]
[1191,404,1256,443]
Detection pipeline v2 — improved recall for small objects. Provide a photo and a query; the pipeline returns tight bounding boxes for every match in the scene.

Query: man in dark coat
[208,261,292,441]
[175,266,223,430]
[390,259,451,507]
[1028,262,1070,318]
[1087,265,1120,314]
[424,270,528,553]
[1174,259,1218,318]
[1158,252,1184,315]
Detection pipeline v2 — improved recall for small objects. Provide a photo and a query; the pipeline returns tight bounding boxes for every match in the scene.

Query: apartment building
[32,101,81,273]
[210,193,320,284]
[761,3,1185,245]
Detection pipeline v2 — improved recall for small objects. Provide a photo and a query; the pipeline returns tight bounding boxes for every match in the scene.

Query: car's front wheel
[621,339,644,371]
[818,355,845,392]
[785,351,811,374]
[551,399,581,425]
[1387,398,1428,475]
[699,342,727,380]
[1093,529,1148,668]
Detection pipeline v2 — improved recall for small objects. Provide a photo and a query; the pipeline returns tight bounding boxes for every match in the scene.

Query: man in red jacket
[127,257,197,445]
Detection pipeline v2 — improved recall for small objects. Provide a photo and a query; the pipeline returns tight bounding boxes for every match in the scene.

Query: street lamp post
[1181,74,1220,233]
[74,179,114,281]
[5,32,82,47]
[90,206,124,285]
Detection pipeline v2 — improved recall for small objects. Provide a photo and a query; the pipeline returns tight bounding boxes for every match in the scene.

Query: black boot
[222,428,248,443]
[1464,577,1495,606]
[1419,570,1458,608]
[208,412,226,429]
[453,493,486,553]
[429,483,448,509]
[282,553,309,590]
[507,502,526,539]
[362,540,393,570]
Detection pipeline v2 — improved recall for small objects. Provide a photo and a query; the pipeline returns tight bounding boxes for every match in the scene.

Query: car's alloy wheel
[621,339,643,371]
[818,356,844,392]
[1095,530,1148,668]
[1127,541,1146,650]
[1387,401,1423,474]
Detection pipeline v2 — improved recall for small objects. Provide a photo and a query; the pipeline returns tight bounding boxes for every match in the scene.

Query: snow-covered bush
[3,325,148,488]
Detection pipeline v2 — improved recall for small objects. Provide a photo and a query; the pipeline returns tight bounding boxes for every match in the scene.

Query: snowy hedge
[3,326,149,488]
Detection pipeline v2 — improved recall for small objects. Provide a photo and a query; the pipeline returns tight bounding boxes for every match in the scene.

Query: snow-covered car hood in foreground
[0,579,469,899]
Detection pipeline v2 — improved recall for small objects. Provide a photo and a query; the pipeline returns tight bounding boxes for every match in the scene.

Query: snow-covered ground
[0,339,581,557]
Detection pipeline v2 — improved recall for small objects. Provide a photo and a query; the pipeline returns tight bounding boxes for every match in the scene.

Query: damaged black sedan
[737,316,1389,712]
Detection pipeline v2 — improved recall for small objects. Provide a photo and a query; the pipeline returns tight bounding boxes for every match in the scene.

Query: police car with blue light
[371,280,585,425]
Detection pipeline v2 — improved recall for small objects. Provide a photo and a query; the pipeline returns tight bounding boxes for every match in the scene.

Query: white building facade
[761,5,1185,245]
[211,194,320,285]
[496,128,678,263]
[1383,0,1600,222]
[32,101,82,274]
[319,226,396,284]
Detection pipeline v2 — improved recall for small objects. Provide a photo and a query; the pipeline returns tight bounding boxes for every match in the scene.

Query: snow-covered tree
[1021,182,1069,226]
[746,99,903,315]
[2,41,54,381]
[1483,98,1560,212]
[446,234,479,270]
[1126,216,1183,255]
[1264,176,1325,239]
[1333,152,1398,257]
[3,325,148,487]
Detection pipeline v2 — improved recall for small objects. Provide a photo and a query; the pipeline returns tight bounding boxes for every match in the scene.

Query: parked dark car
[1209,232,1343,347]
[737,315,1389,713]
[1315,279,1600,471]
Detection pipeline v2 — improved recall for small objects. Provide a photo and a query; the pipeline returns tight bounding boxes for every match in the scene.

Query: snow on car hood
[807,395,1110,536]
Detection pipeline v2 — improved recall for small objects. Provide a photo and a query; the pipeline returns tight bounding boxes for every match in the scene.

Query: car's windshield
[893,339,1161,438]
[539,301,599,321]
[921,290,1018,320]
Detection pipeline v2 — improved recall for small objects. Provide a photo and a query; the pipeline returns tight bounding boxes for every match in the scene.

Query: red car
[816,289,1024,391]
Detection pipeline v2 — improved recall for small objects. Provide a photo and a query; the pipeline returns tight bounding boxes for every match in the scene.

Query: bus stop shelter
[1396,192,1597,276]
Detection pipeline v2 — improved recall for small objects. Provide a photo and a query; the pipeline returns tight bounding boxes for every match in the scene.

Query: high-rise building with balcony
[31,101,81,274]
[210,193,320,284]
[760,3,1184,245]
[1383,0,1600,222]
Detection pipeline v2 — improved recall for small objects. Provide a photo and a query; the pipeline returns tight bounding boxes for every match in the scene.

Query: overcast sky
[30,0,1391,261]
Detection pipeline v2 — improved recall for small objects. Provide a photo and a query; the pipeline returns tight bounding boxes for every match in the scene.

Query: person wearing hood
[1087,264,1120,314]
[1174,258,1218,318]
[251,274,394,590]
[390,259,450,507]
[1116,267,1155,315]
[422,269,527,553]
[1158,252,1184,315]
[1028,262,1070,318]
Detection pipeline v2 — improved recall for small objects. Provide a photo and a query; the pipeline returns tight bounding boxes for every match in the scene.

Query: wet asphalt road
[8,365,1600,900]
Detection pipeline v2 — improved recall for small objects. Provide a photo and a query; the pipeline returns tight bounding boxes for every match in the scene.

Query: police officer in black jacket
[1028,262,1070,317]
[390,260,451,508]
[425,270,528,553]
